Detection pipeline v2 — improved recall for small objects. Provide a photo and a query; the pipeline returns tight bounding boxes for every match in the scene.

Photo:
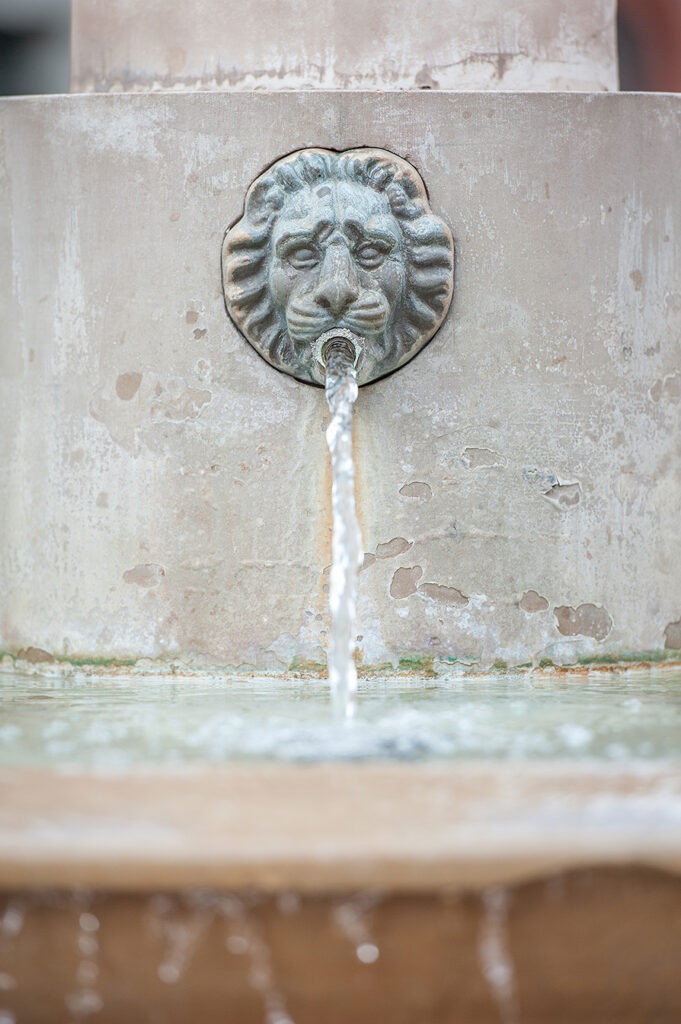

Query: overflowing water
[1,670,680,767]
[323,339,363,720]
[479,887,518,1024]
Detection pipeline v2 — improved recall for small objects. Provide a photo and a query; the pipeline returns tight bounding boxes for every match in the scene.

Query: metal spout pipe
[313,328,364,381]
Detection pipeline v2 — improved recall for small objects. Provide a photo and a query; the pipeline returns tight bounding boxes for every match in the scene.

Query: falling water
[323,337,363,720]
[479,887,518,1024]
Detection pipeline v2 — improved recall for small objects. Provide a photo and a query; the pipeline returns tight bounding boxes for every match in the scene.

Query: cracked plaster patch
[664,619,681,650]
[461,447,505,469]
[418,582,468,605]
[543,482,581,511]
[123,563,166,587]
[519,591,549,613]
[376,538,412,559]
[399,482,432,500]
[390,566,423,599]
[554,603,612,641]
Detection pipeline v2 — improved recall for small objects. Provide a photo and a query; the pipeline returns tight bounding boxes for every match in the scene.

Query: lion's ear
[246,177,284,226]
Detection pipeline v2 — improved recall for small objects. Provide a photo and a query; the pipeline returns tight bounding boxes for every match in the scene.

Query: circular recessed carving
[222,147,454,386]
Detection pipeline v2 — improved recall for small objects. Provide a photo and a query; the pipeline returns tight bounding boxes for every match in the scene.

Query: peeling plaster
[664,619,681,650]
[418,583,468,606]
[376,538,413,559]
[399,482,432,500]
[554,604,612,642]
[390,567,423,599]
[519,591,549,613]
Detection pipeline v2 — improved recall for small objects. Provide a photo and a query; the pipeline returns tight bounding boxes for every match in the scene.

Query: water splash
[324,340,363,720]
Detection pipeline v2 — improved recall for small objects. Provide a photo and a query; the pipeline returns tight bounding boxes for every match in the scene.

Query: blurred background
[0,0,70,95]
[0,0,680,94]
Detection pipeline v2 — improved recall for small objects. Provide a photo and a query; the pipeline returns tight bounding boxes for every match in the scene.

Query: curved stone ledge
[2,763,681,892]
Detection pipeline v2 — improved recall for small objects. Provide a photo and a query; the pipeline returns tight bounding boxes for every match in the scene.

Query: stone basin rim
[2,762,680,894]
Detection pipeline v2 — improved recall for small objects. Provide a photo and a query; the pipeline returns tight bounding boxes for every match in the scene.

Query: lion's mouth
[286,293,390,348]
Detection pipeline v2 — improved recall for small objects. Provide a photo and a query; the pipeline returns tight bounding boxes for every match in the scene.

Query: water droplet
[356,943,379,964]
[77,961,99,986]
[79,912,100,933]
[1,905,24,938]
[78,935,99,958]
[226,935,249,955]
[66,990,103,1015]
[158,962,181,984]
[276,892,301,916]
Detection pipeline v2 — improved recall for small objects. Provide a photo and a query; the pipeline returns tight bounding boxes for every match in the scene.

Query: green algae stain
[576,649,681,667]
[287,657,327,677]
[397,656,438,678]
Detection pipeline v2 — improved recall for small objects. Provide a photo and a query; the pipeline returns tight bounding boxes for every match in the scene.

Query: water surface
[1,670,680,768]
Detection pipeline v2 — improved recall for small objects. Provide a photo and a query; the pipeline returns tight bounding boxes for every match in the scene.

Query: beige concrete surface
[1,763,680,891]
[70,0,618,94]
[1,91,680,672]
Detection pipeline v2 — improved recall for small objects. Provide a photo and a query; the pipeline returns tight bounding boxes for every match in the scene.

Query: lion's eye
[355,241,391,268]
[285,245,320,270]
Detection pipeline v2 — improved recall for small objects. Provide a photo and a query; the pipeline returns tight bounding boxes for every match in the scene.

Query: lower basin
[2,670,680,1022]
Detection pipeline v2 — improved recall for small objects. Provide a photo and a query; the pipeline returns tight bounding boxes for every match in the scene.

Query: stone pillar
[70,0,618,93]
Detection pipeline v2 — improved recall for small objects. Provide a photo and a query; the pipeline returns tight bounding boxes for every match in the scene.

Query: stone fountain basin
[2,761,681,1023]
[1,672,681,1021]
[2,86,681,1019]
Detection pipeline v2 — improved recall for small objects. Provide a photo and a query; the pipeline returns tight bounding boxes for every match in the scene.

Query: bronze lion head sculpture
[222,148,454,385]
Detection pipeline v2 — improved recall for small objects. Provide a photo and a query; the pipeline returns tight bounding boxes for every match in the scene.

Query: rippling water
[1,670,680,767]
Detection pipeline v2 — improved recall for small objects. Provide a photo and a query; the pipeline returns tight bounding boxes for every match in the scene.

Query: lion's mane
[222,148,454,385]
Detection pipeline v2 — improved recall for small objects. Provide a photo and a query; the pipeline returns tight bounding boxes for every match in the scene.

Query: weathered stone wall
[70,0,618,94]
[1,91,680,672]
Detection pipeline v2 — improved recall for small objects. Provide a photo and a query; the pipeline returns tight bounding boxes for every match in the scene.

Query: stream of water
[323,342,363,720]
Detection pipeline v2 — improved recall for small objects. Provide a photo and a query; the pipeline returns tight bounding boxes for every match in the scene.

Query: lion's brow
[342,216,398,245]
[275,222,336,252]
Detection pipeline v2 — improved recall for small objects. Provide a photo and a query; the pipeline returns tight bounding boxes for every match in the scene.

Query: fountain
[1,0,681,1020]
[221,145,454,714]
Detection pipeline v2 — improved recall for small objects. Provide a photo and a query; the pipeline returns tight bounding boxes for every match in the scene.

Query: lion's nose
[314,244,360,317]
